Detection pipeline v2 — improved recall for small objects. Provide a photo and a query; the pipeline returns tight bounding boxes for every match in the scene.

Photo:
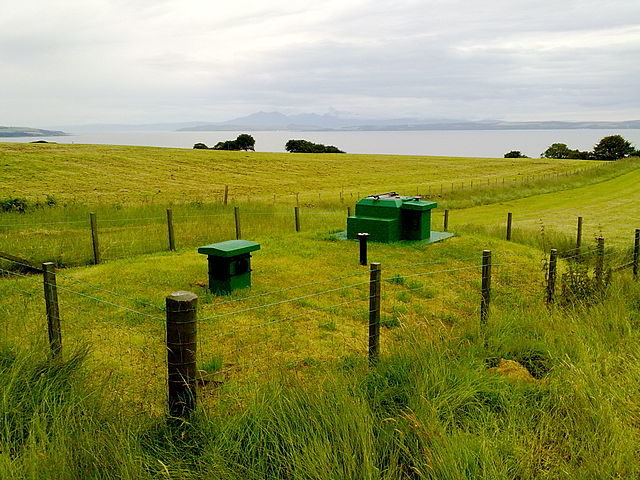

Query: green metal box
[347,193,437,243]
[198,240,260,294]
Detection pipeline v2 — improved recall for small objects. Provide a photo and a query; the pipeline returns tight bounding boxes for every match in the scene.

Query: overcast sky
[2,0,639,126]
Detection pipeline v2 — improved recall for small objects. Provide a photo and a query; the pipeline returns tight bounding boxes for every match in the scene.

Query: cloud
[1,0,639,124]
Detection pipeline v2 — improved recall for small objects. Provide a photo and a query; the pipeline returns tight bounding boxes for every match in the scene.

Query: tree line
[505,135,639,160]
[193,135,345,153]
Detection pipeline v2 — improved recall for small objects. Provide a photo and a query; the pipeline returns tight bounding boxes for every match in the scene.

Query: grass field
[1,228,637,478]
[0,143,592,205]
[2,144,640,478]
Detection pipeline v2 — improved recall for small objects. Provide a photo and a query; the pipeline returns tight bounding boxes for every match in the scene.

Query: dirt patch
[488,358,537,383]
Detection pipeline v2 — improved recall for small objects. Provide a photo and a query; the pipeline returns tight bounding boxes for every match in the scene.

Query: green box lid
[356,197,405,208]
[400,199,437,211]
[198,240,261,257]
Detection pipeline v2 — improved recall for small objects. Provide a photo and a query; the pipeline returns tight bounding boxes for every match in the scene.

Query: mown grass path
[454,165,640,245]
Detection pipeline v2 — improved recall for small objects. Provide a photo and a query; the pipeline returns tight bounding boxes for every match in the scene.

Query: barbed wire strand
[199,280,371,321]
[200,270,369,310]
[206,295,370,339]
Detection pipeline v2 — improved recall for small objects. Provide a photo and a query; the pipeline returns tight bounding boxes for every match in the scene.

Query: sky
[2,0,639,126]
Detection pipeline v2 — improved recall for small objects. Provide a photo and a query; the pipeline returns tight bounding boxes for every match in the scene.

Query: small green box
[198,240,260,294]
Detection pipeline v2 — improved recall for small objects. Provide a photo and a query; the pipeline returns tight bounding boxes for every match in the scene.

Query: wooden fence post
[89,212,100,264]
[595,237,605,286]
[368,262,381,365]
[42,262,61,359]
[294,206,301,232]
[481,250,492,327]
[634,229,639,279]
[546,248,557,305]
[347,206,352,217]
[443,209,449,232]
[224,185,229,206]
[166,291,197,419]
[166,209,176,251]
[234,206,241,240]
[506,212,513,241]
[358,233,369,266]
[576,216,583,257]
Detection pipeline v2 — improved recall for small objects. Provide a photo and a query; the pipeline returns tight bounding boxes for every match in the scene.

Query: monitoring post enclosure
[347,192,450,243]
[198,240,260,294]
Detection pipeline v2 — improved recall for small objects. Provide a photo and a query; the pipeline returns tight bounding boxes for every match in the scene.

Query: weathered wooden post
[358,233,369,266]
[368,262,381,365]
[481,250,492,327]
[576,216,583,257]
[546,248,558,305]
[234,206,241,240]
[347,206,352,217]
[89,213,100,264]
[443,209,449,232]
[42,262,61,359]
[506,212,513,241]
[166,291,197,419]
[224,185,229,206]
[595,237,605,286]
[634,229,639,279]
[166,209,176,251]
[294,206,301,232]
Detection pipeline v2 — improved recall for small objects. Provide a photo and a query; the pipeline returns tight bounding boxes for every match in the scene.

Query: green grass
[1,157,635,268]
[2,270,640,478]
[0,143,591,205]
[449,158,640,246]
[2,144,640,478]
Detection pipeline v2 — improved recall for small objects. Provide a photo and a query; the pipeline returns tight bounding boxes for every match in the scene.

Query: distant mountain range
[12,114,640,135]
[0,126,66,137]
[177,112,640,132]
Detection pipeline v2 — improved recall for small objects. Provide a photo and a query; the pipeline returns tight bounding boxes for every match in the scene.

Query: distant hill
[177,112,640,132]
[0,126,66,137]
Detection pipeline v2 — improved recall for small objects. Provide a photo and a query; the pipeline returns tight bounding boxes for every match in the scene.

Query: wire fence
[1,229,636,415]
[0,160,616,267]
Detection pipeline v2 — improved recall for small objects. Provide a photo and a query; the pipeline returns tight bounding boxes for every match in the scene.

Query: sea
[2,129,639,158]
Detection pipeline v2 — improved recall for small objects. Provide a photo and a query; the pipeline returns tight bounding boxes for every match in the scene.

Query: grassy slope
[3,146,640,477]
[453,163,640,245]
[1,228,639,478]
[0,143,588,204]
[0,231,542,407]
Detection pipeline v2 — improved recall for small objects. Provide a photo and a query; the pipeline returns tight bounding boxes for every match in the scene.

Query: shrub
[0,197,30,213]
[212,134,255,151]
[285,139,345,153]
[504,150,528,158]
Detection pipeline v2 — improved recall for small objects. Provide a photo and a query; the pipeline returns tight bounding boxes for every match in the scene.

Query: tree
[592,135,635,160]
[542,143,573,159]
[235,134,255,151]
[211,134,256,151]
[193,142,209,149]
[285,139,345,153]
[504,150,528,158]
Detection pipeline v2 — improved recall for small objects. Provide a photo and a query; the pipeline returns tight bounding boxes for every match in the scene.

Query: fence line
[2,229,637,416]
[0,161,612,230]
